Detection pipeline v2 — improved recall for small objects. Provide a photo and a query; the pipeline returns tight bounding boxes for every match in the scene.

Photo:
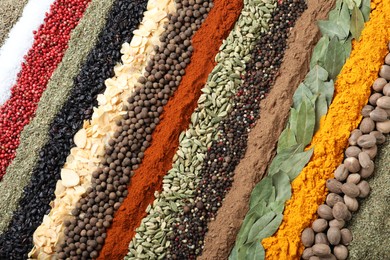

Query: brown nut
[362,145,377,160]
[348,129,362,146]
[383,83,390,96]
[314,233,329,245]
[359,117,375,133]
[309,256,320,260]
[370,107,388,122]
[346,173,361,184]
[357,134,377,148]
[345,146,361,158]
[332,202,352,221]
[343,195,359,212]
[312,243,331,257]
[358,151,372,168]
[327,227,341,245]
[329,219,346,229]
[340,228,353,245]
[326,179,343,194]
[326,193,344,207]
[341,183,360,198]
[357,180,370,198]
[302,247,314,259]
[372,77,387,92]
[361,105,374,117]
[369,93,383,106]
[385,53,390,65]
[317,204,334,220]
[359,160,374,178]
[312,219,328,233]
[334,164,349,182]
[379,65,390,80]
[343,157,361,173]
[302,227,315,247]
[370,131,386,144]
[334,244,348,260]
[377,96,390,109]
[376,120,390,134]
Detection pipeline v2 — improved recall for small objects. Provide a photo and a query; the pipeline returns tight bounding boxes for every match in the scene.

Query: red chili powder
[97,0,243,258]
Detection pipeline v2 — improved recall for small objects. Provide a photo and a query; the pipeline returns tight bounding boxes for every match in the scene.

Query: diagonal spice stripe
[0,0,28,47]
[0,0,149,258]
[262,0,390,258]
[98,0,242,258]
[0,0,55,105]
[57,0,214,258]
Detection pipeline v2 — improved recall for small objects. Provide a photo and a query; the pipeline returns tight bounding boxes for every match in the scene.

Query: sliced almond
[74,129,87,148]
[61,169,80,187]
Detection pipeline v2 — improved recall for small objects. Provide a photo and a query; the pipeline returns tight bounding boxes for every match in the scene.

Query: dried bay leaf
[350,6,364,40]
[295,95,315,146]
[309,36,329,69]
[245,241,265,260]
[249,176,273,208]
[272,171,291,202]
[360,0,370,22]
[328,2,350,38]
[277,125,297,153]
[304,65,328,93]
[317,20,347,40]
[314,94,328,131]
[246,211,276,244]
[293,83,314,108]
[268,144,304,176]
[323,37,346,80]
[279,148,314,180]
[342,37,352,57]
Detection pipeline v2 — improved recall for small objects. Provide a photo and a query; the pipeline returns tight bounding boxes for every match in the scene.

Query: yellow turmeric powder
[262,0,390,259]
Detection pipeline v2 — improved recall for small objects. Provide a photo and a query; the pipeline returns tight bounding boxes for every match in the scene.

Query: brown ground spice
[97,0,243,258]
[198,0,336,258]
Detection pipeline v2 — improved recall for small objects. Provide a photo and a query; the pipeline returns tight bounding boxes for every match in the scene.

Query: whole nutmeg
[362,145,377,160]
[357,180,370,198]
[326,193,344,207]
[312,243,331,257]
[370,107,388,122]
[376,120,390,134]
[379,65,390,80]
[340,228,353,245]
[334,245,348,260]
[359,160,375,178]
[377,96,390,109]
[320,254,337,260]
[301,227,315,247]
[341,183,360,198]
[346,173,361,184]
[302,247,314,259]
[370,131,386,144]
[348,129,362,146]
[372,78,387,92]
[309,256,320,260]
[326,179,343,194]
[334,164,349,182]
[369,93,383,106]
[359,117,375,133]
[315,233,329,245]
[357,134,377,148]
[385,53,390,65]
[343,157,361,173]
[345,146,361,158]
[332,202,351,221]
[384,83,390,96]
[327,227,341,245]
[361,105,374,117]
[343,195,359,212]
[329,219,345,229]
[317,204,333,220]
[358,151,372,169]
[312,218,328,233]
[372,77,387,92]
